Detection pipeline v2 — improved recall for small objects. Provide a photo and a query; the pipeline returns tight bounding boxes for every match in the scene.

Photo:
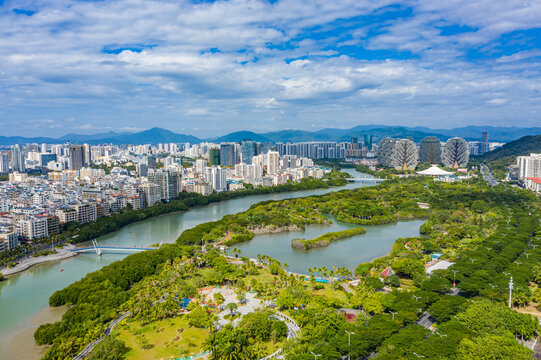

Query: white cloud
[0,0,540,136]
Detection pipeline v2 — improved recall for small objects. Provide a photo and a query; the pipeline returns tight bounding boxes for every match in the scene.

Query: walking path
[1,245,78,277]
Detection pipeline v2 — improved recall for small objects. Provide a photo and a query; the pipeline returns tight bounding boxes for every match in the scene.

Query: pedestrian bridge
[70,246,156,254]
[347,178,385,183]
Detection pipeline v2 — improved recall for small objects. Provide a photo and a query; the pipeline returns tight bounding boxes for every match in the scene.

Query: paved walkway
[1,245,78,277]
[216,291,262,326]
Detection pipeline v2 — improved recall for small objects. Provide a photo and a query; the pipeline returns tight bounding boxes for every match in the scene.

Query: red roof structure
[381,267,395,277]
[526,177,541,184]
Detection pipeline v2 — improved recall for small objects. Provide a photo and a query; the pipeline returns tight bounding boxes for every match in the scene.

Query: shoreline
[3,305,68,360]
[1,248,78,277]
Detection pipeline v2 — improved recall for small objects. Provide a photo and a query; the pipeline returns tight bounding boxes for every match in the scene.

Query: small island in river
[291,227,366,250]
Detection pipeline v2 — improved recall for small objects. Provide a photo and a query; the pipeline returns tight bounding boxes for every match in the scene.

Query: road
[481,164,498,186]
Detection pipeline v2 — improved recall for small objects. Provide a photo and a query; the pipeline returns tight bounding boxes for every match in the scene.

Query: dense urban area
[1,130,541,360]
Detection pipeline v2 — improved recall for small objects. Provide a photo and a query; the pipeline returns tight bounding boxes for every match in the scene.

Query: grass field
[117,316,208,360]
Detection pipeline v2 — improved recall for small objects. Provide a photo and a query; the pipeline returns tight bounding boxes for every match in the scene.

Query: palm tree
[226,302,238,318]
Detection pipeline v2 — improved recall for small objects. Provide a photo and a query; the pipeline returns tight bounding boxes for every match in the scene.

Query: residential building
[517,153,541,179]
[69,145,84,170]
[204,166,227,192]
[19,217,48,240]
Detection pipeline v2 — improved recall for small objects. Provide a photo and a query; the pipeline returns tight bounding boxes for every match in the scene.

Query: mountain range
[1,125,540,146]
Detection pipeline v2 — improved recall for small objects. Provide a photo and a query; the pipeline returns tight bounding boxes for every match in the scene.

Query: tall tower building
[364,134,373,150]
[0,153,9,175]
[83,144,91,166]
[220,143,237,166]
[240,140,257,164]
[267,151,280,174]
[10,145,25,172]
[69,145,84,170]
[208,148,220,166]
[480,131,489,154]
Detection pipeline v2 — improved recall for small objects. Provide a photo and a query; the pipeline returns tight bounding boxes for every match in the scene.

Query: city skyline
[1,0,541,137]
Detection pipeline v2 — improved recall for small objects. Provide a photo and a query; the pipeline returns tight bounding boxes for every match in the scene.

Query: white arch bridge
[69,240,157,255]
[347,177,385,183]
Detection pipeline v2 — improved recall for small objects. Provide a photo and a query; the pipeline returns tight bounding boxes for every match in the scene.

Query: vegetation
[291,228,366,250]
[34,169,541,360]
[473,134,541,179]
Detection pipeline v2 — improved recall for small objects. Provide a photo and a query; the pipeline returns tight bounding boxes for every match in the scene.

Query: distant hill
[261,130,333,142]
[212,131,271,143]
[1,125,540,146]
[479,135,541,161]
[98,127,201,145]
[409,126,541,142]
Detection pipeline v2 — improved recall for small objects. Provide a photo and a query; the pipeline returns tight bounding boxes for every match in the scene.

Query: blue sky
[0,0,540,137]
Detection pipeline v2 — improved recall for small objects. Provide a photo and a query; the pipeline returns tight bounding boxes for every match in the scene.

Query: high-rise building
[267,151,280,174]
[10,145,25,172]
[143,155,156,169]
[0,153,9,175]
[83,144,91,166]
[480,131,489,154]
[419,137,442,164]
[147,170,181,201]
[140,182,162,206]
[220,143,237,166]
[204,166,227,192]
[40,153,57,168]
[240,140,257,164]
[195,159,208,174]
[364,134,373,150]
[136,163,148,177]
[442,137,469,168]
[208,148,220,166]
[69,145,84,170]
[517,153,541,179]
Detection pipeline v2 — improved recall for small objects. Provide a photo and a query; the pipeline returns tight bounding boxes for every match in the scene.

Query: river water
[0,169,424,359]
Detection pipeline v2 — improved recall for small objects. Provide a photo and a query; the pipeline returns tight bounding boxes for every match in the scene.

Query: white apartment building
[517,153,541,179]
[235,163,248,177]
[195,159,208,174]
[74,203,97,224]
[246,164,263,179]
[204,166,227,192]
[55,208,78,223]
[19,217,48,240]
[140,182,162,207]
[267,151,280,175]
[0,226,19,251]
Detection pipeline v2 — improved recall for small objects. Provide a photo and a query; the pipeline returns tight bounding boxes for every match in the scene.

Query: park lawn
[312,284,350,304]
[399,278,416,290]
[117,316,209,360]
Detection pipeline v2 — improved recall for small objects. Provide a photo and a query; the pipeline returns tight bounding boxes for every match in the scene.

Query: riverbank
[1,246,78,277]
[2,305,67,360]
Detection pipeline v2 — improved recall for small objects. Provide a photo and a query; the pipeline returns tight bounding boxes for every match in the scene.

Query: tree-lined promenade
[33,169,541,359]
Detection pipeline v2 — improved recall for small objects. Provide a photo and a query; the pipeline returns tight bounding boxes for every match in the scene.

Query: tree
[213,292,225,306]
[392,258,425,279]
[226,302,238,317]
[88,336,130,360]
[458,334,532,360]
[187,305,216,328]
[205,325,253,360]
